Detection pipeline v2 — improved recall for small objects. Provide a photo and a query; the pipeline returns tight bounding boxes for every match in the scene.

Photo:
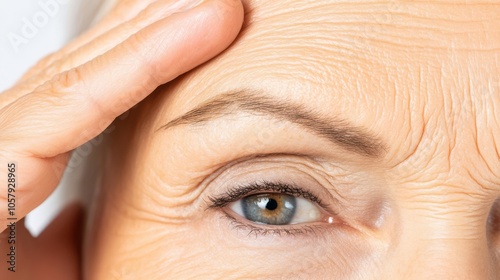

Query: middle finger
[0,0,204,109]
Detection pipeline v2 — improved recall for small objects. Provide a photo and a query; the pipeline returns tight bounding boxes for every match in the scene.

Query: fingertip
[166,0,245,73]
[211,0,245,46]
[213,0,245,24]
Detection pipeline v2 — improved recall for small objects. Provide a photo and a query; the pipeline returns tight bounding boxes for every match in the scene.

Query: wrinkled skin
[84,0,500,279]
[0,0,243,279]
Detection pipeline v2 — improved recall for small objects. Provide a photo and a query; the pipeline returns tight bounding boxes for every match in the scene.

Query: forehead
[154,1,500,184]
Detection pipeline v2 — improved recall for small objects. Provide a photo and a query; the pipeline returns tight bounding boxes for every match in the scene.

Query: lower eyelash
[222,212,326,238]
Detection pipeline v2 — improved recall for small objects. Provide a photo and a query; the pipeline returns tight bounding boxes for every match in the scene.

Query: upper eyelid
[208,181,329,210]
[207,181,341,223]
[201,154,345,214]
[198,154,385,238]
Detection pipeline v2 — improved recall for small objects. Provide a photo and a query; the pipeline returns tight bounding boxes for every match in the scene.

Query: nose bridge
[391,198,498,279]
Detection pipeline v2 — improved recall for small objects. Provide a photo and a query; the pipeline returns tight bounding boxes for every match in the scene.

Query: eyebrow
[160,90,386,157]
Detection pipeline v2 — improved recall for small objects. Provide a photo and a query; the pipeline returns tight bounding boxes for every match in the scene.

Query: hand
[0,0,243,278]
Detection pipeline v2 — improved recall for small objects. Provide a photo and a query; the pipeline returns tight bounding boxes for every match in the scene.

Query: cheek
[83,173,205,279]
[85,212,382,279]
[83,163,383,279]
[190,214,382,279]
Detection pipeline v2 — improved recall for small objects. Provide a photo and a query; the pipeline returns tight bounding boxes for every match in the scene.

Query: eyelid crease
[222,212,331,238]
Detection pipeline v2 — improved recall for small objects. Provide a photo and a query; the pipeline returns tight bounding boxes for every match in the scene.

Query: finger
[15,0,161,82]
[0,0,243,228]
[16,0,200,85]
[2,0,243,156]
[12,0,149,86]
[1,0,205,109]
[27,0,207,91]
[39,0,154,59]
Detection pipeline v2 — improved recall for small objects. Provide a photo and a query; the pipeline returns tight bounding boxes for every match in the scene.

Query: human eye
[208,180,336,235]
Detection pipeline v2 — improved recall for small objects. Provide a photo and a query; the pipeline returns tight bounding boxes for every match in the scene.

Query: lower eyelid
[221,211,330,237]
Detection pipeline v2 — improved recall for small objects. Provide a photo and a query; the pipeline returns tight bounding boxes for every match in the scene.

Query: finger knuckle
[48,67,85,94]
[124,32,162,84]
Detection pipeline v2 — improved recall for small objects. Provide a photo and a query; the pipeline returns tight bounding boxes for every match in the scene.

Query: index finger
[1,0,244,157]
[0,0,244,229]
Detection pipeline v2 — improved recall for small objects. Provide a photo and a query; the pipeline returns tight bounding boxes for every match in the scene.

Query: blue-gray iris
[241,194,297,225]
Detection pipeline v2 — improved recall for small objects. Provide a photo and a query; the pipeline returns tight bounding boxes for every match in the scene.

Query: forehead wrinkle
[152,1,499,176]
[160,90,386,158]
[241,0,500,55]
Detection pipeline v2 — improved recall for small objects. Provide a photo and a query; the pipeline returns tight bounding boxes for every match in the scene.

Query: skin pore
[84,0,500,279]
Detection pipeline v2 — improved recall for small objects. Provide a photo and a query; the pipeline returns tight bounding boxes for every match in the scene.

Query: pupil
[241,194,297,225]
[266,199,278,211]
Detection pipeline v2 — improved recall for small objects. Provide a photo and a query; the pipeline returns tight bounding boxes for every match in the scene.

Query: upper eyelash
[207,180,330,210]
